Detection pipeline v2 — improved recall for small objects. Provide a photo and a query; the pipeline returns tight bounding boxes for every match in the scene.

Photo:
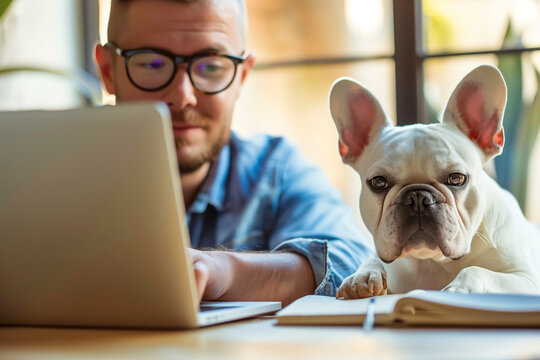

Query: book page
[394,291,540,326]
[276,291,540,327]
[275,295,405,325]
[400,290,540,312]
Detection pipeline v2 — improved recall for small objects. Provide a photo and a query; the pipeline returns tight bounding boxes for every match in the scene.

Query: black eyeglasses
[105,42,247,94]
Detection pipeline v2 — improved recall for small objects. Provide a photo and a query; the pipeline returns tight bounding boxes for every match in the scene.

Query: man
[95,0,373,306]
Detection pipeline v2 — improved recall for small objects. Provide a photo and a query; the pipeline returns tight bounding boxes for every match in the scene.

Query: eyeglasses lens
[127,52,175,90]
[190,56,236,93]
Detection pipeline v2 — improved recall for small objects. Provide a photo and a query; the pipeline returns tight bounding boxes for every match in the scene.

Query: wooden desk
[1,317,539,359]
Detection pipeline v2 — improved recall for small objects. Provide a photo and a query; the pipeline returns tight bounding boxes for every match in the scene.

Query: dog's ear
[329,77,392,165]
[442,65,507,160]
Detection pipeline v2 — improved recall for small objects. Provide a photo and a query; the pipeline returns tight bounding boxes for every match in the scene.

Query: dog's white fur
[330,65,540,298]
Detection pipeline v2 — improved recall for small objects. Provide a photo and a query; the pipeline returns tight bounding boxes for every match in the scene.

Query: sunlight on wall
[345,0,385,35]
[511,0,539,35]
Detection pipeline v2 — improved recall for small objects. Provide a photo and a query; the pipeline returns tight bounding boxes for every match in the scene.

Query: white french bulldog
[331,65,540,298]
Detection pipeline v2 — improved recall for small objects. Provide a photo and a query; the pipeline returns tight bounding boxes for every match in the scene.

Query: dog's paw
[442,266,485,293]
[442,284,473,293]
[336,259,387,299]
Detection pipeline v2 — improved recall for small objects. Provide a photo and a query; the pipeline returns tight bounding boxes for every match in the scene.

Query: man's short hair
[108,0,247,47]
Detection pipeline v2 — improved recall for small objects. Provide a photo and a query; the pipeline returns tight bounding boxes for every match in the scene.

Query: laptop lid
[0,103,280,329]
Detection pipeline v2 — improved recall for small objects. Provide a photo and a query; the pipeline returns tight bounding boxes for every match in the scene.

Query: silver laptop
[0,102,281,329]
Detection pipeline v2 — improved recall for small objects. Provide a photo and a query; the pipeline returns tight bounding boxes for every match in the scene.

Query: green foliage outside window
[496,21,540,211]
[0,0,12,19]
[424,4,540,212]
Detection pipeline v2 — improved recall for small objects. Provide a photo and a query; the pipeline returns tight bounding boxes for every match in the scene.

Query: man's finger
[192,260,209,303]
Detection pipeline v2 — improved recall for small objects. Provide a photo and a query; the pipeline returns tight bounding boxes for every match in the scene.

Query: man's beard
[173,110,231,174]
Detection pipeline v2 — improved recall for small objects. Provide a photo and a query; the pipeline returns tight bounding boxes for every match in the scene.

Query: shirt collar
[188,139,231,214]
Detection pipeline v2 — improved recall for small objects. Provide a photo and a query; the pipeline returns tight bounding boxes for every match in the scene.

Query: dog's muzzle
[386,184,460,260]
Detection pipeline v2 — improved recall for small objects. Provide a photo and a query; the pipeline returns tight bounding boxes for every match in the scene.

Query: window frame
[84,0,540,125]
[80,0,100,79]
[395,0,540,125]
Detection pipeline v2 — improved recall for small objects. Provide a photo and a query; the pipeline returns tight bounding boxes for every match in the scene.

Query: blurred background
[1,0,539,228]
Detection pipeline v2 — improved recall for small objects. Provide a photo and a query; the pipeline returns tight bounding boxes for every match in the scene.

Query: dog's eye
[447,173,467,186]
[369,176,388,191]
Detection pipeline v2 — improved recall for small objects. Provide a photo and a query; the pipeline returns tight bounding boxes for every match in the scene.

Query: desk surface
[1,317,539,360]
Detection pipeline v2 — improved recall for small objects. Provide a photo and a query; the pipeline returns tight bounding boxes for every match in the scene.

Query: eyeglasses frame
[104,42,247,94]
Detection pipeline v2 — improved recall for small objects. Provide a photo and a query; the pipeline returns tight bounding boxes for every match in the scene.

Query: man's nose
[164,67,198,109]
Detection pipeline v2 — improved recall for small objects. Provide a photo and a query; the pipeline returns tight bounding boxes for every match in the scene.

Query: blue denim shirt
[186,131,374,296]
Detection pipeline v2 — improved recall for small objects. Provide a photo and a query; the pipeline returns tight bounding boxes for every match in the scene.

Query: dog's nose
[403,190,437,212]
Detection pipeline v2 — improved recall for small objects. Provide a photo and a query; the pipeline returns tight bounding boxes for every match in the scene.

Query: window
[420,0,540,219]
[95,0,540,223]
[236,0,395,229]
[0,0,100,110]
[237,0,540,223]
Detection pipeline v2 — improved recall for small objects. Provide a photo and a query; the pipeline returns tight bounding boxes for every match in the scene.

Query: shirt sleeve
[268,139,376,296]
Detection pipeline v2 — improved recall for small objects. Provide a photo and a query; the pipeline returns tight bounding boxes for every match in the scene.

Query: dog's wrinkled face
[358,124,485,262]
[330,65,507,263]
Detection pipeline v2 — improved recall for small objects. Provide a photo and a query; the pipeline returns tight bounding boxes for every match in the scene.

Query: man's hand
[189,249,233,301]
[187,248,315,306]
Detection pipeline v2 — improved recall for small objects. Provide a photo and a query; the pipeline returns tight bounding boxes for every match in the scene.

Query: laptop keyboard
[199,305,242,312]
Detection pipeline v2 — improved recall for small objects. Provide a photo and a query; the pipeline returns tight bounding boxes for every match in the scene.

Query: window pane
[240,0,396,228]
[423,0,540,54]
[246,0,394,63]
[424,55,538,122]
[0,0,87,110]
[424,55,540,221]
[233,61,395,227]
[99,0,111,43]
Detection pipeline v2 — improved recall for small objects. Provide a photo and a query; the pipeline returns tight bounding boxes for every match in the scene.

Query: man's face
[97,0,253,173]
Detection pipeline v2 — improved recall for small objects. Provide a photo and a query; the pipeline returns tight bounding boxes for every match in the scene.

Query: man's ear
[442,65,506,161]
[94,44,117,96]
[238,51,256,85]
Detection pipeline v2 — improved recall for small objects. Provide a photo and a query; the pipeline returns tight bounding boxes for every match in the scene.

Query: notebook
[276,291,540,327]
[0,102,281,329]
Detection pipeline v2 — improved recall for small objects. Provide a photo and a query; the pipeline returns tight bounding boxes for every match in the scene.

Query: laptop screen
[0,103,202,328]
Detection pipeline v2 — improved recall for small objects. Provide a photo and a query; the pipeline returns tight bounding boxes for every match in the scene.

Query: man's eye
[369,176,388,191]
[133,59,166,70]
[198,62,224,74]
[447,173,467,186]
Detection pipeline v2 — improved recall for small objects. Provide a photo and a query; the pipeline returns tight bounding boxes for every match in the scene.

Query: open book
[276,290,540,327]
